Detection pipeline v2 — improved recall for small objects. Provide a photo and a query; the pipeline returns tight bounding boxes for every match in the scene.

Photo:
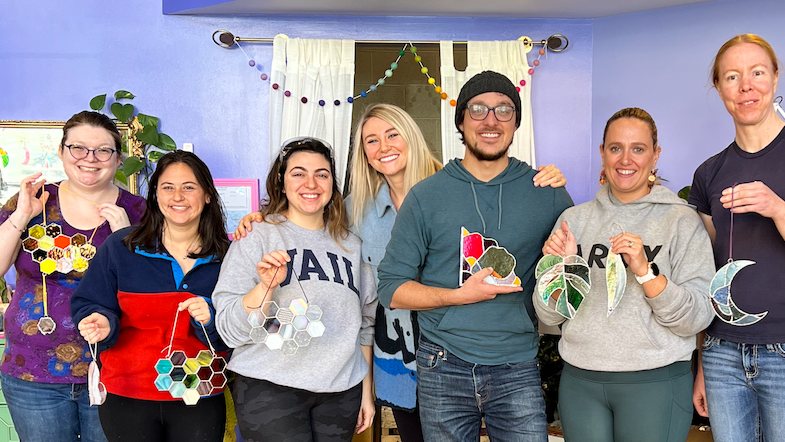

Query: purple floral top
[0,183,145,384]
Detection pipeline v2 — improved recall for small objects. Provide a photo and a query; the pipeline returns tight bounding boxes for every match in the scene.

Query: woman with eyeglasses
[0,110,146,442]
[213,137,378,442]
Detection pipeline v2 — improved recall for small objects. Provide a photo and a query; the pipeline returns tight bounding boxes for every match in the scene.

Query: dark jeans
[416,336,547,442]
[99,392,226,441]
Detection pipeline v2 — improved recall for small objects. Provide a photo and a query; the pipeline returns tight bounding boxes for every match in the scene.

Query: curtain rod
[212,30,569,52]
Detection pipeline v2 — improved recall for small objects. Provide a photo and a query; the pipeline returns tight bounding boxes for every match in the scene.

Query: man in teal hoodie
[377,71,573,442]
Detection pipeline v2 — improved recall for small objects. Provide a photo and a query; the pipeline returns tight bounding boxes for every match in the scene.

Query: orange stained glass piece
[54,235,71,249]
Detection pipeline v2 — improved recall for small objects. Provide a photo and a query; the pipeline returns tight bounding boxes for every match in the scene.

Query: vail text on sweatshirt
[212,216,377,393]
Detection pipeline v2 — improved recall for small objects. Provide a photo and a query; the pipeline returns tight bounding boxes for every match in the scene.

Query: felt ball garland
[234,41,549,107]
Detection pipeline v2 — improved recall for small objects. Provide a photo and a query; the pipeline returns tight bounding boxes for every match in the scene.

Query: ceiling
[168,0,717,19]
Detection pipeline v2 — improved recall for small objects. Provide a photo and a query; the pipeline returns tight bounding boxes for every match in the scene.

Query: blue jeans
[702,335,785,442]
[1,372,107,442]
[416,336,547,442]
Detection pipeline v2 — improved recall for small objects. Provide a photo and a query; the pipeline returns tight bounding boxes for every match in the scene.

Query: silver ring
[627,240,633,247]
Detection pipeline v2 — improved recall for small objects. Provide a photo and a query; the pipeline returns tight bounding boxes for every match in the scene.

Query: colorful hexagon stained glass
[248,299,324,355]
[21,223,98,275]
[154,350,227,405]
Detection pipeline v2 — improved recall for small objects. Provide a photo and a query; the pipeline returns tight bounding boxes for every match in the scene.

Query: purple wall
[592,0,785,198]
[0,1,593,203]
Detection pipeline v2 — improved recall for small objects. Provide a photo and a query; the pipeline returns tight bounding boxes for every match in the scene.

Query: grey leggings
[558,361,693,442]
[232,373,362,442]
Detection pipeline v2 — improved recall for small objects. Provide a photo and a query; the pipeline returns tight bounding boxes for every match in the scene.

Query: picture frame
[0,120,140,204]
[214,178,260,240]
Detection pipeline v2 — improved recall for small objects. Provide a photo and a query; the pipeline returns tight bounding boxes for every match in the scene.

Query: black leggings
[232,373,362,442]
[392,407,425,442]
[98,393,226,442]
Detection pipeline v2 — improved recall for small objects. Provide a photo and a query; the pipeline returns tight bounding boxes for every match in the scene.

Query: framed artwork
[0,120,139,204]
[214,178,260,240]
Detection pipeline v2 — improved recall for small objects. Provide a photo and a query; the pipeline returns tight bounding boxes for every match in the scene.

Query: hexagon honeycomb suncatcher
[154,308,227,405]
[246,263,325,355]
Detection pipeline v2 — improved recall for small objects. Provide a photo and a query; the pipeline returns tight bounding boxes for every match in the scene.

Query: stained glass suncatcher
[248,298,325,355]
[154,349,228,405]
[460,227,520,287]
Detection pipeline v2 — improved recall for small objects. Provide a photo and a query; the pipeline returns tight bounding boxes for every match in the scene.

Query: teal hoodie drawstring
[498,184,503,230]
[470,182,504,233]
[470,182,487,234]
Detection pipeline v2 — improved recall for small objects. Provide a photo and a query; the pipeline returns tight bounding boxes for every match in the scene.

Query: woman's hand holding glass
[609,232,648,277]
[257,249,291,291]
[179,297,212,325]
[543,221,578,257]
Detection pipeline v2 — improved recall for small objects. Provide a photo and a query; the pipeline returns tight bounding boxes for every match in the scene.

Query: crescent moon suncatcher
[710,260,768,326]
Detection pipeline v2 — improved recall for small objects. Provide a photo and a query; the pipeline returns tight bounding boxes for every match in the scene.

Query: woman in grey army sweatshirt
[536,108,715,442]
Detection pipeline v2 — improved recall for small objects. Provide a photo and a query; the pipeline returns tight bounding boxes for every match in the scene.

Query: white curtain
[440,40,535,167]
[269,35,355,186]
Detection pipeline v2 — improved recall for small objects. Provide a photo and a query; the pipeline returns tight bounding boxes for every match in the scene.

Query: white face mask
[88,344,106,406]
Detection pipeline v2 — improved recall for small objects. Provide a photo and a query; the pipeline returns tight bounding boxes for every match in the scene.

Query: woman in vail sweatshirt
[213,138,377,442]
[536,108,715,442]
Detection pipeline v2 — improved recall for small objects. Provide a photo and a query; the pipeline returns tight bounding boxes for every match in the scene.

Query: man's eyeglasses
[467,104,516,122]
[63,144,117,162]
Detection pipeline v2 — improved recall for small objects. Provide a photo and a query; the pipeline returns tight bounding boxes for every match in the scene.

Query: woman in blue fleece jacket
[71,151,230,442]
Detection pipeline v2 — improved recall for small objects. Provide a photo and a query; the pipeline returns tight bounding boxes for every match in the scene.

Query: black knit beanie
[454,71,522,132]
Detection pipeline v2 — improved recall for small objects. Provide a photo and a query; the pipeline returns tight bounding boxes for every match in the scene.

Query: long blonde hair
[349,104,442,227]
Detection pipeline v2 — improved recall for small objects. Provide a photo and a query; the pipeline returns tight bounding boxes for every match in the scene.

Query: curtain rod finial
[213,30,236,48]
[547,35,568,52]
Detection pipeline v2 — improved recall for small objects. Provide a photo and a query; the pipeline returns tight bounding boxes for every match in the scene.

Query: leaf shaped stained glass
[535,255,590,320]
[606,251,627,316]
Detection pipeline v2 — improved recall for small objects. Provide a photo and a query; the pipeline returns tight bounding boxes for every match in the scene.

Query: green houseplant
[89,90,177,188]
